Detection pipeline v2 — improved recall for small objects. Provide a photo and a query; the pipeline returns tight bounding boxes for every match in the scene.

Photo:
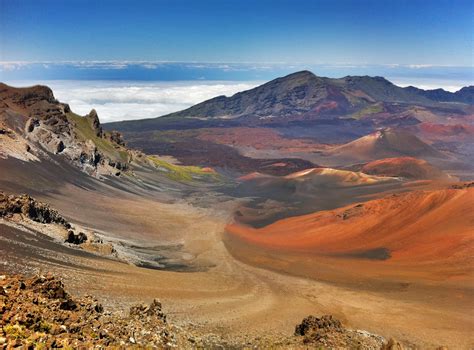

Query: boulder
[65,231,88,245]
[295,315,342,336]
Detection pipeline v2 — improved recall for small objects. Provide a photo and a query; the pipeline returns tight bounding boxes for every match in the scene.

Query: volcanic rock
[87,109,103,137]
[65,231,88,245]
[0,191,70,228]
[295,315,342,336]
[294,314,385,348]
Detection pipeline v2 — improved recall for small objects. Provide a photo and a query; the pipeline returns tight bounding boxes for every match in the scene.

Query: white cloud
[390,77,471,92]
[4,80,260,123]
[71,61,129,70]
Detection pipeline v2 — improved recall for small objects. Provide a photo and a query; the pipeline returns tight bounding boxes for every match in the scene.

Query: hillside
[0,83,133,177]
[106,71,473,132]
[226,184,474,281]
[0,83,220,184]
[361,157,451,180]
[325,128,444,163]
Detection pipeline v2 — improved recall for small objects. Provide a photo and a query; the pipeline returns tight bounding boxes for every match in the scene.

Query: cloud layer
[7,80,260,123]
[4,76,471,123]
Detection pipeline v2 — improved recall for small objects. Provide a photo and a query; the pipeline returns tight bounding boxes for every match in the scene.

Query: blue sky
[1,0,472,123]
[1,0,472,65]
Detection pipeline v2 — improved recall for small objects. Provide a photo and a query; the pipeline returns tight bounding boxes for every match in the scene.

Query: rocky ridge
[106,71,473,132]
[0,83,133,177]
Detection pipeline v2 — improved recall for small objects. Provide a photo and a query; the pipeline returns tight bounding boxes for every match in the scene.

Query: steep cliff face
[0,83,133,177]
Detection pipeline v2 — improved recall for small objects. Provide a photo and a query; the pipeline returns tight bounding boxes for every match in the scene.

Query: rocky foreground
[0,274,408,349]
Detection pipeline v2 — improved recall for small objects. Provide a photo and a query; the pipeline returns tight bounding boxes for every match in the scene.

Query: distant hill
[106,71,473,132]
[405,85,474,104]
[360,157,451,180]
[326,128,444,162]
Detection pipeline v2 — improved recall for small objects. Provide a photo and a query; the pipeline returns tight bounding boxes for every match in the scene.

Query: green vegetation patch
[4,324,27,339]
[66,112,128,162]
[151,129,200,143]
[148,156,219,182]
[350,103,384,120]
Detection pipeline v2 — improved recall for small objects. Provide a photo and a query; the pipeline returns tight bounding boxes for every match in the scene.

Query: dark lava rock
[65,231,88,245]
[0,192,70,228]
[56,140,65,153]
[26,118,40,133]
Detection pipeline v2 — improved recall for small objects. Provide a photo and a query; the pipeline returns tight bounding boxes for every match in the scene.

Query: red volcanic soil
[418,123,474,137]
[196,127,327,153]
[361,157,451,180]
[312,100,339,114]
[326,128,443,163]
[226,186,474,285]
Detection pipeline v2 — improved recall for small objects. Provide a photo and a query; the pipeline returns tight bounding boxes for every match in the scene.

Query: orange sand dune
[238,167,398,186]
[226,186,474,283]
[361,156,451,180]
[326,128,443,163]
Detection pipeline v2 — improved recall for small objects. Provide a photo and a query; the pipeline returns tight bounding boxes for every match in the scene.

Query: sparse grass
[4,324,27,339]
[37,321,52,333]
[149,156,219,182]
[350,103,383,120]
[151,129,200,143]
[66,112,128,161]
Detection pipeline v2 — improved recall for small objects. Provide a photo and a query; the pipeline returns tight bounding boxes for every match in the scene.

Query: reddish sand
[325,128,442,163]
[196,127,327,153]
[226,186,474,284]
[418,123,474,137]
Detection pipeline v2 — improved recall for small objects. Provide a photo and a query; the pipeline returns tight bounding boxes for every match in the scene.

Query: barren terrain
[1,77,473,348]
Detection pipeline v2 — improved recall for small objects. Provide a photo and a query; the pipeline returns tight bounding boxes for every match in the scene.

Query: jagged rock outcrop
[295,315,342,337]
[0,192,70,228]
[0,83,133,177]
[106,130,126,146]
[86,109,103,137]
[65,231,88,245]
[294,315,385,348]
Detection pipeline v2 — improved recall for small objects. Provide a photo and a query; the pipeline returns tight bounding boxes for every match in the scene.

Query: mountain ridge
[105,71,473,132]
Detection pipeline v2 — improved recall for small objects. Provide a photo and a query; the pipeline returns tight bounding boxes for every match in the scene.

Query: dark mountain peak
[404,84,474,104]
[106,71,472,133]
[263,70,322,88]
[457,86,474,93]
[343,75,392,85]
[282,70,317,79]
[454,86,474,104]
[345,76,398,90]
